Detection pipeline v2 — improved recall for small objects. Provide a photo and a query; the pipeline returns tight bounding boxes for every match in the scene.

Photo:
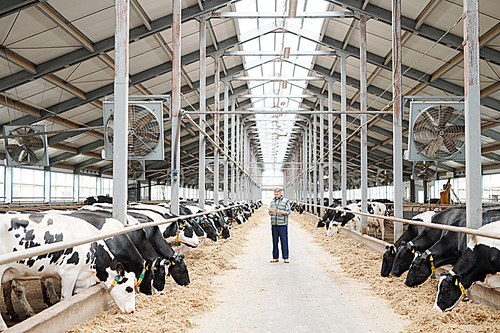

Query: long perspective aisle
[190,207,406,333]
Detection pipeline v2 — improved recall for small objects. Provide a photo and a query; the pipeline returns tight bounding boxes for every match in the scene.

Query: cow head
[103,263,136,313]
[326,222,340,237]
[434,272,465,312]
[405,251,432,287]
[317,219,328,228]
[179,221,200,248]
[390,241,417,277]
[168,254,190,286]
[152,259,167,293]
[200,217,218,242]
[381,245,397,277]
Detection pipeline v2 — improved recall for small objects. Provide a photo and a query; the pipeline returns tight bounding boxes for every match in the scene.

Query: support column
[113,0,129,224]
[198,16,206,209]
[213,55,220,205]
[231,97,236,201]
[313,114,317,215]
[319,96,325,216]
[309,120,313,212]
[464,0,482,234]
[392,0,404,239]
[360,14,368,235]
[302,130,307,205]
[170,0,181,215]
[223,78,230,205]
[236,114,240,201]
[340,53,347,208]
[327,78,334,204]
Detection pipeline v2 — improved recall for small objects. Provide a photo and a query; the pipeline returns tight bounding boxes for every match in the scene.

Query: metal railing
[300,202,500,241]
[0,204,245,266]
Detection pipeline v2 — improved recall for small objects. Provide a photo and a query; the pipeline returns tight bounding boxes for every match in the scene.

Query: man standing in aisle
[268,188,291,263]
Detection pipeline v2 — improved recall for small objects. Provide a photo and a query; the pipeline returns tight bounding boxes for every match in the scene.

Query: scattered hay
[67,210,262,333]
[295,212,500,333]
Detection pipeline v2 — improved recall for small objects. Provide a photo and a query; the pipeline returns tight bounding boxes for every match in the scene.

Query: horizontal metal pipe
[213,11,353,19]
[233,77,323,81]
[403,95,465,100]
[104,94,170,100]
[303,202,500,241]
[185,110,393,115]
[0,205,244,266]
[224,51,335,56]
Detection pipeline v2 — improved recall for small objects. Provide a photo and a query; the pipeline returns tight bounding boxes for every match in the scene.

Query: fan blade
[424,136,444,158]
[25,147,41,164]
[413,128,438,143]
[421,110,438,131]
[444,125,466,136]
[442,134,459,155]
[24,136,44,149]
[438,106,454,129]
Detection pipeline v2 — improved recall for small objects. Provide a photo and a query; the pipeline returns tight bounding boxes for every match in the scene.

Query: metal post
[360,14,368,235]
[231,97,236,201]
[113,0,129,224]
[464,0,482,235]
[340,53,347,208]
[170,0,181,215]
[223,78,229,205]
[198,17,206,209]
[302,130,307,204]
[392,0,404,239]
[313,114,318,215]
[309,120,313,212]
[236,113,240,201]
[327,78,334,204]
[213,55,220,205]
[319,96,325,216]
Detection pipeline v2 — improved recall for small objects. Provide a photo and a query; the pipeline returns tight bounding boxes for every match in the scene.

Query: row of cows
[0,198,262,330]
[308,200,500,313]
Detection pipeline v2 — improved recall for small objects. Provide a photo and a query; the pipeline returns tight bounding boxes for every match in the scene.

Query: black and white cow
[434,221,500,312]
[326,202,387,239]
[380,211,436,277]
[317,204,340,228]
[406,209,500,287]
[390,207,467,277]
[0,213,136,330]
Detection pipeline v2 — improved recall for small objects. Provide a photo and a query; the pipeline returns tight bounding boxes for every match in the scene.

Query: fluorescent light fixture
[283,47,291,59]
[282,80,287,89]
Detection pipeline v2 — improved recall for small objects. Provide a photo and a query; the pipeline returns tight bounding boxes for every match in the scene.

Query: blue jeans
[272,225,289,259]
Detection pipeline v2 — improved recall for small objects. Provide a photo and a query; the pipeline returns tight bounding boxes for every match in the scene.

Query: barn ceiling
[1,0,500,187]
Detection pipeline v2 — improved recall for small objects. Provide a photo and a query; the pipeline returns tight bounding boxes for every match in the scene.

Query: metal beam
[212,11,353,19]
[224,51,336,56]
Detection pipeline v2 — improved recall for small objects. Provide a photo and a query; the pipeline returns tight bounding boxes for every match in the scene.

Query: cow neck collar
[135,261,151,287]
[449,270,469,302]
[106,274,123,294]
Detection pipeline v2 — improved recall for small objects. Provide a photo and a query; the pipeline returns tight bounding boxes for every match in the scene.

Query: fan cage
[4,125,48,166]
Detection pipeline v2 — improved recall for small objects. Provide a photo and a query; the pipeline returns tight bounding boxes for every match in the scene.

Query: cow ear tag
[411,248,415,254]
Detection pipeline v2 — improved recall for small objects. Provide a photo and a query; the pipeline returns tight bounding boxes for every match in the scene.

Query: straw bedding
[296,212,500,333]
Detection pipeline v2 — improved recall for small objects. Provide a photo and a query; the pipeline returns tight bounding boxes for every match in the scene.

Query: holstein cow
[381,211,437,277]
[406,209,500,287]
[0,213,136,331]
[82,204,191,286]
[326,202,387,239]
[390,207,467,277]
[434,221,500,312]
[391,205,500,277]
[317,204,340,228]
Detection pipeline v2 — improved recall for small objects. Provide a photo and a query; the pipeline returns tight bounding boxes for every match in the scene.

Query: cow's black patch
[117,277,129,284]
[12,248,17,252]
[38,265,44,272]
[26,258,36,267]
[19,260,25,264]
[69,211,107,230]
[67,252,79,265]
[9,217,29,231]
[29,214,44,223]
[15,234,20,238]
[49,250,64,264]
[64,247,73,255]
[44,231,63,244]
[38,253,48,260]
[86,252,91,264]
[47,219,54,226]
[368,204,374,214]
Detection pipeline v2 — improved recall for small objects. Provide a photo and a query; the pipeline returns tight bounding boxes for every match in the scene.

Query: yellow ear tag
[411,248,415,254]
[455,279,459,286]
[459,284,469,302]
[391,249,395,255]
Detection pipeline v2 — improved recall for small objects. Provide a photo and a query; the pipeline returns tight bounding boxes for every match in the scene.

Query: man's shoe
[284,259,290,263]
[270,259,279,263]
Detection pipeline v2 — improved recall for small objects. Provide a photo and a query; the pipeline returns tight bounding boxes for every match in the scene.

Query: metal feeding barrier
[301,202,500,241]
[0,204,245,266]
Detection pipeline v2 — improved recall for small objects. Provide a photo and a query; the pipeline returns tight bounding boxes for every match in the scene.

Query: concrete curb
[4,284,112,333]
[303,211,500,311]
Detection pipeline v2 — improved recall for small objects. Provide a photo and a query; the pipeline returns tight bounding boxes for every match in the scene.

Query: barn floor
[190,208,406,333]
